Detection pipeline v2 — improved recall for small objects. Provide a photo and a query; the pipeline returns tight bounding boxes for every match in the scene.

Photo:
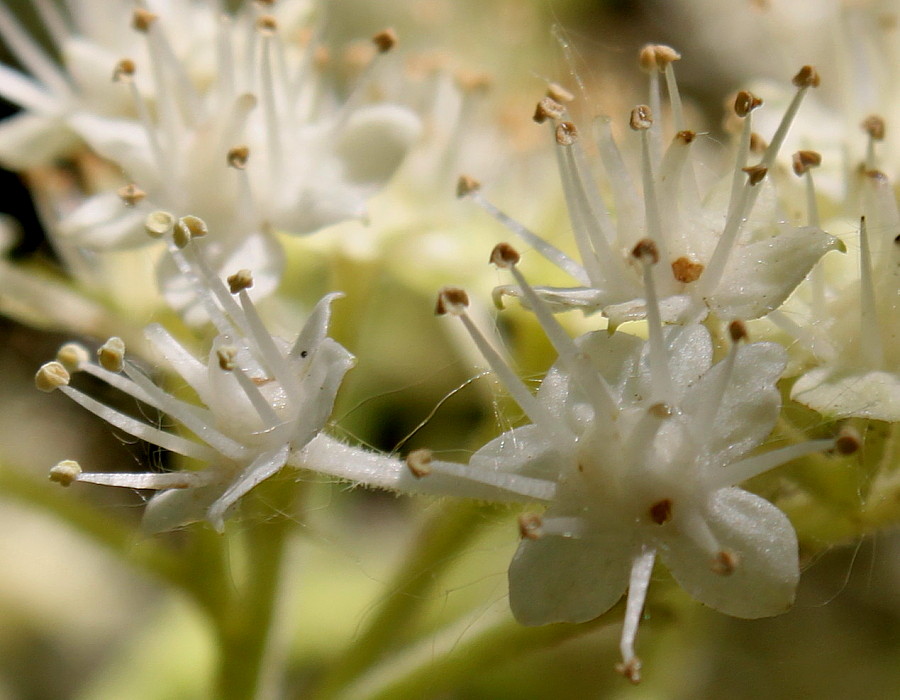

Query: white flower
[462,51,841,328]
[434,242,856,681]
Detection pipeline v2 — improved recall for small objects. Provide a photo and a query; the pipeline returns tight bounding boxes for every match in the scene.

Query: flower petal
[791,367,900,422]
[333,104,421,187]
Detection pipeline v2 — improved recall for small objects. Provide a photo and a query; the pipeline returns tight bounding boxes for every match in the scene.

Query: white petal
[0,111,76,168]
[603,293,696,328]
[290,292,343,359]
[469,424,563,482]
[334,104,421,187]
[661,487,799,619]
[142,480,227,535]
[207,445,290,532]
[493,285,608,314]
[792,367,900,421]
[290,337,355,447]
[0,62,58,111]
[57,192,148,249]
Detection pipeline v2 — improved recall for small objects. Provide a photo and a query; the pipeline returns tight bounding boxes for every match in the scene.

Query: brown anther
[98,337,126,373]
[671,256,704,283]
[639,43,680,72]
[117,184,146,206]
[217,346,237,371]
[256,15,278,34]
[865,169,888,181]
[546,82,574,103]
[555,121,578,146]
[227,269,254,294]
[648,403,673,418]
[862,115,886,141]
[742,164,768,186]
[676,130,696,144]
[435,287,470,316]
[631,238,659,265]
[649,498,673,525]
[533,96,565,124]
[734,90,763,118]
[518,513,544,540]
[132,9,157,33]
[35,362,70,392]
[749,132,767,154]
[712,550,739,576]
[792,65,820,88]
[454,70,492,94]
[490,242,520,269]
[629,105,653,131]
[835,426,862,456]
[405,448,433,478]
[456,175,480,198]
[792,150,822,176]
[728,320,749,343]
[372,28,398,53]
[313,45,330,69]
[49,460,82,487]
[227,145,250,169]
[616,658,642,685]
[112,58,136,82]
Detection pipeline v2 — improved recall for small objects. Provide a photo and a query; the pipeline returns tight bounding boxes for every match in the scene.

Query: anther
[174,216,208,248]
[629,105,653,131]
[792,65,820,88]
[49,460,82,487]
[98,337,126,372]
[454,70,492,94]
[117,184,146,206]
[490,242,521,269]
[145,211,175,239]
[256,15,278,35]
[728,319,749,343]
[372,28,398,53]
[112,58,136,83]
[435,287,470,316]
[546,82,574,103]
[862,115,886,141]
[533,97,565,124]
[405,448,432,478]
[638,44,680,72]
[648,498,673,525]
[734,90,763,118]
[864,168,888,181]
[227,145,250,169]
[132,9,158,33]
[616,658,642,685]
[792,150,822,176]
[56,343,89,372]
[676,130,696,144]
[834,426,862,456]
[518,513,544,540]
[711,550,739,576]
[671,256,703,283]
[217,346,238,371]
[555,121,578,145]
[648,402,673,418]
[631,238,659,265]
[227,269,254,294]
[456,175,481,198]
[35,362,70,392]
[749,133,767,154]
[742,164,768,186]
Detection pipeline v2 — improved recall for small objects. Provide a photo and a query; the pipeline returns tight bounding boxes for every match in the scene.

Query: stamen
[593,117,641,247]
[372,28,398,53]
[117,184,146,207]
[711,550,739,576]
[56,343,89,372]
[422,455,557,500]
[711,438,836,489]
[533,97,565,124]
[616,546,656,684]
[145,210,176,239]
[49,460,81,487]
[98,337,125,372]
[546,82,574,104]
[858,217,884,368]
[228,269,254,294]
[518,513,543,539]
[632,240,673,402]
[632,106,669,267]
[406,448,432,477]
[35,361,69,392]
[259,24,283,183]
[227,145,250,169]
[862,115,885,169]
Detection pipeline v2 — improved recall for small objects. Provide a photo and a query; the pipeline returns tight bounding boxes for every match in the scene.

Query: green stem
[311,500,499,699]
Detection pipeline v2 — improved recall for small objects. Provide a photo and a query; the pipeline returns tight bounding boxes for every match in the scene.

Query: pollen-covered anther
[629,105,653,131]
[639,43,680,72]
[490,242,520,269]
[792,65,821,88]
[56,343,89,372]
[112,58,136,83]
[555,121,578,146]
[546,82,574,103]
[649,498,673,525]
[792,150,822,176]
[256,15,278,35]
[49,460,82,487]
[676,130,696,144]
[227,269,254,294]
[372,28,398,53]
[712,550,739,576]
[834,426,862,456]
[405,448,433,478]
[227,145,250,169]
[616,658,642,685]
[174,215,208,248]
[217,346,238,371]
[35,362,70,392]
[144,211,175,239]
[98,337,126,372]
[631,238,659,265]
[518,513,544,540]
[862,115,886,141]
[132,8,158,33]
[435,287,470,316]
[648,402,673,418]
[533,97,565,124]
[456,175,480,198]
[728,320,749,343]
[117,184,146,206]
[671,256,703,283]
[742,164,768,186]
[734,90,763,118]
